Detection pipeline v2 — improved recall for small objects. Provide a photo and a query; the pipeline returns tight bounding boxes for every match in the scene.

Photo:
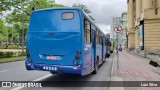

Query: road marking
[11,74,53,90]
[33,74,52,81]
[0,70,9,73]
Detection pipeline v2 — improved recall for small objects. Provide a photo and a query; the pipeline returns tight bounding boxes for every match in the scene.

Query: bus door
[91,29,96,70]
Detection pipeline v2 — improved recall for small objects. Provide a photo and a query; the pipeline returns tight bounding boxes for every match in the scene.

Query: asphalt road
[0,54,113,90]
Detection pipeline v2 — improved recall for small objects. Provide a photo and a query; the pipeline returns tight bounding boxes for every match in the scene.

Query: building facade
[121,12,128,49]
[127,0,160,52]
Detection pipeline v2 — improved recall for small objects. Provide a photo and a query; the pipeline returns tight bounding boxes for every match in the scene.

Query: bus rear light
[26,49,30,57]
[75,55,80,60]
[73,59,78,65]
[28,58,32,62]
[76,50,81,55]
[76,67,81,70]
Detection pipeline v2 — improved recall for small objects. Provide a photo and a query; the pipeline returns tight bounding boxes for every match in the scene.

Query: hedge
[0,51,26,58]
[1,45,26,49]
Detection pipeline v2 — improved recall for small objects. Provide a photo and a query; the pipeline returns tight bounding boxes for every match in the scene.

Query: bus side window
[84,19,91,43]
[91,30,94,43]
[99,37,101,45]
[96,30,99,45]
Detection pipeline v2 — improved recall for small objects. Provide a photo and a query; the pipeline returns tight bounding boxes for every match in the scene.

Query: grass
[0,56,26,63]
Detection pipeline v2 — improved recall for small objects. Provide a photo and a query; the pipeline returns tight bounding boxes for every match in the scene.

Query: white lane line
[0,70,9,73]
[33,74,52,81]
[11,74,53,90]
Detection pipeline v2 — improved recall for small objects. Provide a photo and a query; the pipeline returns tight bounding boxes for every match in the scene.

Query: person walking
[119,44,122,51]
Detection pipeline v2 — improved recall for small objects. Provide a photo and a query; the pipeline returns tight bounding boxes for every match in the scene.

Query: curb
[0,58,25,64]
[109,52,124,90]
[110,52,116,78]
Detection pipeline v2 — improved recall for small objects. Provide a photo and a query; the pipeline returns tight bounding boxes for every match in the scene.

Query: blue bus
[25,8,107,76]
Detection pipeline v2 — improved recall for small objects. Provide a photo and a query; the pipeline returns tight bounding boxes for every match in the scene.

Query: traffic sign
[114,26,122,33]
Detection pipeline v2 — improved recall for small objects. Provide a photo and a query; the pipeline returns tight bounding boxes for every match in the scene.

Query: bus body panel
[82,44,92,75]
[27,32,81,65]
[26,8,84,75]
[96,45,102,65]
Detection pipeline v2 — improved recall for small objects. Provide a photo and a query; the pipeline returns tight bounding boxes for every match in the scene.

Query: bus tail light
[28,58,32,62]
[73,50,81,65]
[26,49,32,62]
[26,49,30,57]
[73,59,78,65]
[76,50,81,55]
[75,55,80,60]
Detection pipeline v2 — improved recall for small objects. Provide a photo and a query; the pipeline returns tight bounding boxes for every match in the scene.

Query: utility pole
[114,26,122,70]
[116,33,119,70]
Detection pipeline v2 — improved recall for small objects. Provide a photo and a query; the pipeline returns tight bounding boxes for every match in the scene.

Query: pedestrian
[119,44,122,51]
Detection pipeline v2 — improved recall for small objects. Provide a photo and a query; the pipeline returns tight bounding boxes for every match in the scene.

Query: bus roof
[32,7,105,35]
[32,7,81,12]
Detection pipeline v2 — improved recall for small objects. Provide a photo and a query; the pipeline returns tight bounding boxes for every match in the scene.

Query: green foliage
[72,4,95,21]
[72,4,91,14]
[0,0,65,48]
[0,0,12,12]
[1,45,21,49]
[89,15,95,21]
[0,52,5,58]
[0,52,14,58]
[0,51,26,58]
[0,19,8,42]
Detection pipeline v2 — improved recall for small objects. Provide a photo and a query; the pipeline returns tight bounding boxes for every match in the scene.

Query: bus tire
[92,59,99,74]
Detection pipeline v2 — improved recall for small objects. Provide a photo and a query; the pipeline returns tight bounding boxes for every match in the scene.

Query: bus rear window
[62,12,74,20]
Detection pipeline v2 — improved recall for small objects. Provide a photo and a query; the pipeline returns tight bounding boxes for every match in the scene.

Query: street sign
[114,26,122,33]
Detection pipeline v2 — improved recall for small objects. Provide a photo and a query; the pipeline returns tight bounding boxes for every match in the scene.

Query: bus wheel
[92,59,99,74]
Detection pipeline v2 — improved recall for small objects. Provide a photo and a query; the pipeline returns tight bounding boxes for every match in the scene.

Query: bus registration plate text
[47,56,56,60]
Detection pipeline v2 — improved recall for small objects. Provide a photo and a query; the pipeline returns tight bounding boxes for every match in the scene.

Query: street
[0,54,113,90]
[0,51,160,90]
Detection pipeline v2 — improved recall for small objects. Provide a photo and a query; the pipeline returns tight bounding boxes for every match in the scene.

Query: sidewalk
[110,51,160,90]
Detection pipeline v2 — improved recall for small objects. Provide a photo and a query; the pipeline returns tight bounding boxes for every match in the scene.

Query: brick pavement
[111,51,160,90]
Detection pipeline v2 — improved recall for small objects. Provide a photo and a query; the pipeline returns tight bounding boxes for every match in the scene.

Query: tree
[72,4,91,14]
[3,0,65,49]
[0,19,9,49]
[0,0,12,12]
[72,4,95,21]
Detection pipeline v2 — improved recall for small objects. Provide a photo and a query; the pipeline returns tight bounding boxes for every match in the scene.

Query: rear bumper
[25,61,82,75]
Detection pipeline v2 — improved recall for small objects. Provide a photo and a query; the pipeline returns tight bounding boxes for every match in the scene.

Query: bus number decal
[43,66,57,71]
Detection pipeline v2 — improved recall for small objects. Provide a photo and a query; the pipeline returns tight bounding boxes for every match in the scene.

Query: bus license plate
[47,56,56,60]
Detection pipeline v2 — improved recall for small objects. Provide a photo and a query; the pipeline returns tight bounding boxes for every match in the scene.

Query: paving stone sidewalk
[111,51,160,90]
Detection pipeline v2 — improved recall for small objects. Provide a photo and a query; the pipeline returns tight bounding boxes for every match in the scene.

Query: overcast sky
[55,0,127,34]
